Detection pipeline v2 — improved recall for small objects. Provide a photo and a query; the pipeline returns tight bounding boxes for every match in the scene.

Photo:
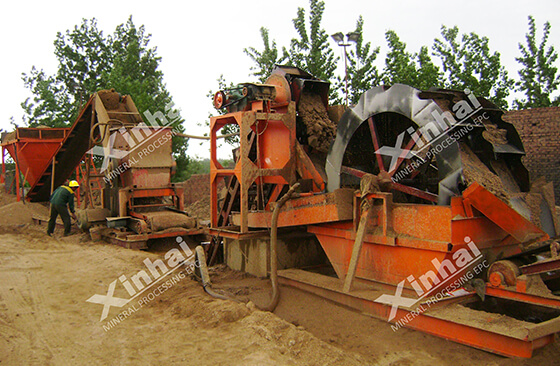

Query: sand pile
[482,124,508,145]
[168,282,366,365]
[298,92,336,153]
[460,143,510,202]
[186,196,210,220]
[0,201,50,225]
[460,143,559,231]
[0,184,16,207]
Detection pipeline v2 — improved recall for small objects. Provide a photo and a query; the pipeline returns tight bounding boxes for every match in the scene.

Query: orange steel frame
[1,128,70,201]
[210,100,324,233]
[118,186,185,217]
[308,186,547,290]
[209,101,558,358]
[278,270,559,358]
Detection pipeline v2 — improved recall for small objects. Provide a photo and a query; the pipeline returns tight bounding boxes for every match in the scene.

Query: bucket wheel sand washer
[325,84,558,237]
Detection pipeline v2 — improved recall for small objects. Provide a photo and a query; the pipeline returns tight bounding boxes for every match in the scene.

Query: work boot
[47,232,52,237]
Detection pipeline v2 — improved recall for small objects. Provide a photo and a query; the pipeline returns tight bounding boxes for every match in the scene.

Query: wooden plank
[343,206,372,293]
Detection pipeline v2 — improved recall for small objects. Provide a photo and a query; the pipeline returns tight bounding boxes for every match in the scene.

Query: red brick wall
[503,107,560,204]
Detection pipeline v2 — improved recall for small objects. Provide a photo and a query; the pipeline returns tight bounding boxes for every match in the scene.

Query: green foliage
[106,18,168,113]
[21,67,74,127]
[514,16,560,109]
[383,30,420,87]
[415,46,443,90]
[433,25,514,109]
[382,31,443,91]
[336,16,381,105]
[286,0,339,100]
[21,16,190,182]
[54,18,112,106]
[244,27,288,83]
[22,19,110,126]
[239,3,557,117]
[180,158,233,179]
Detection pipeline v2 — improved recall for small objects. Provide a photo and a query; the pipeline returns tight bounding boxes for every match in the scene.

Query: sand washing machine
[209,66,560,358]
[13,89,202,248]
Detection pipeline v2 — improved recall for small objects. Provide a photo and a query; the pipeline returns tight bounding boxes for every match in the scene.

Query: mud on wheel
[326,84,530,206]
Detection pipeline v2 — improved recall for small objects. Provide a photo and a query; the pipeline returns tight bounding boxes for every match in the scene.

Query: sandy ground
[0,224,369,365]
[212,268,560,366]
[1,197,560,365]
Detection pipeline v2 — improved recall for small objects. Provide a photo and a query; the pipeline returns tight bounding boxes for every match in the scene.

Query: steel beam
[278,268,558,358]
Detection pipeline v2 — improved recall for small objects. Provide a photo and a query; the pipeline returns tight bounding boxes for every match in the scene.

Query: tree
[336,16,381,105]
[286,0,339,100]
[383,30,419,87]
[21,17,191,181]
[106,18,169,113]
[54,18,112,107]
[104,18,190,182]
[22,18,109,127]
[21,67,74,127]
[514,16,560,109]
[244,27,288,83]
[415,46,443,90]
[433,25,514,109]
[382,30,443,90]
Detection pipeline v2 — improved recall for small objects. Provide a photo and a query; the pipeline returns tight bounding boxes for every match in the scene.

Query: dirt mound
[0,184,50,225]
[460,143,558,231]
[166,275,366,365]
[0,201,50,225]
[238,310,366,365]
[186,195,210,220]
[0,184,16,207]
[298,92,336,153]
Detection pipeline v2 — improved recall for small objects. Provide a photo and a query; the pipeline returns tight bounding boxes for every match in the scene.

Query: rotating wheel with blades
[325,84,529,205]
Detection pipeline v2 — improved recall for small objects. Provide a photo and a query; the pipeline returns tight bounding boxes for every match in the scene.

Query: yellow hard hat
[69,180,80,188]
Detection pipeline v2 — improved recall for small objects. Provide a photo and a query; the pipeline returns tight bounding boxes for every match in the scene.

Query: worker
[47,180,79,236]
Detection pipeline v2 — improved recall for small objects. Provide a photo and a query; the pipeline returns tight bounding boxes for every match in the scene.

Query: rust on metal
[278,268,560,359]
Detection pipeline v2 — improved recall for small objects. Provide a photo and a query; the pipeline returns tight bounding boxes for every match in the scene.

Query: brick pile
[503,107,560,204]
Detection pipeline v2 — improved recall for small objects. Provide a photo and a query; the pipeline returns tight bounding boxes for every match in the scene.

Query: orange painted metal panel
[232,189,354,228]
[278,270,556,358]
[392,205,452,242]
[463,182,548,243]
[310,225,460,286]
[309,198,523,289]
[2,128,69,188]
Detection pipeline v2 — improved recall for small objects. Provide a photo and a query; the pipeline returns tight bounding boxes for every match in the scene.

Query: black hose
[195,245,233,301]
[259,183,300,312]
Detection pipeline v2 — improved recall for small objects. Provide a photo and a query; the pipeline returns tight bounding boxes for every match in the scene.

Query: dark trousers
[47,204,71,235]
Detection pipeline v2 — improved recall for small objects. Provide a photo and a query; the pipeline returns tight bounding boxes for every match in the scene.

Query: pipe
[12,142,24,203]
[195,245,231,301]
[175,132,239,140]
[260,182,300,312]
[90,120,132,144]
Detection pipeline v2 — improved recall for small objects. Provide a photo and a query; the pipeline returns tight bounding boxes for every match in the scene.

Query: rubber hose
[195,245,231,301]
[260,182,300,312]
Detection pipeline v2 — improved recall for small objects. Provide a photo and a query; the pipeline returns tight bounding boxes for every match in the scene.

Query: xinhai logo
[87,101,180,174]
[87,237,195,326]
[375,89,484,172]
[374,236,483,321]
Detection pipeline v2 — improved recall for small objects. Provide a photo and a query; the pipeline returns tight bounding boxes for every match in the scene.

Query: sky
[1,0,559,160]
